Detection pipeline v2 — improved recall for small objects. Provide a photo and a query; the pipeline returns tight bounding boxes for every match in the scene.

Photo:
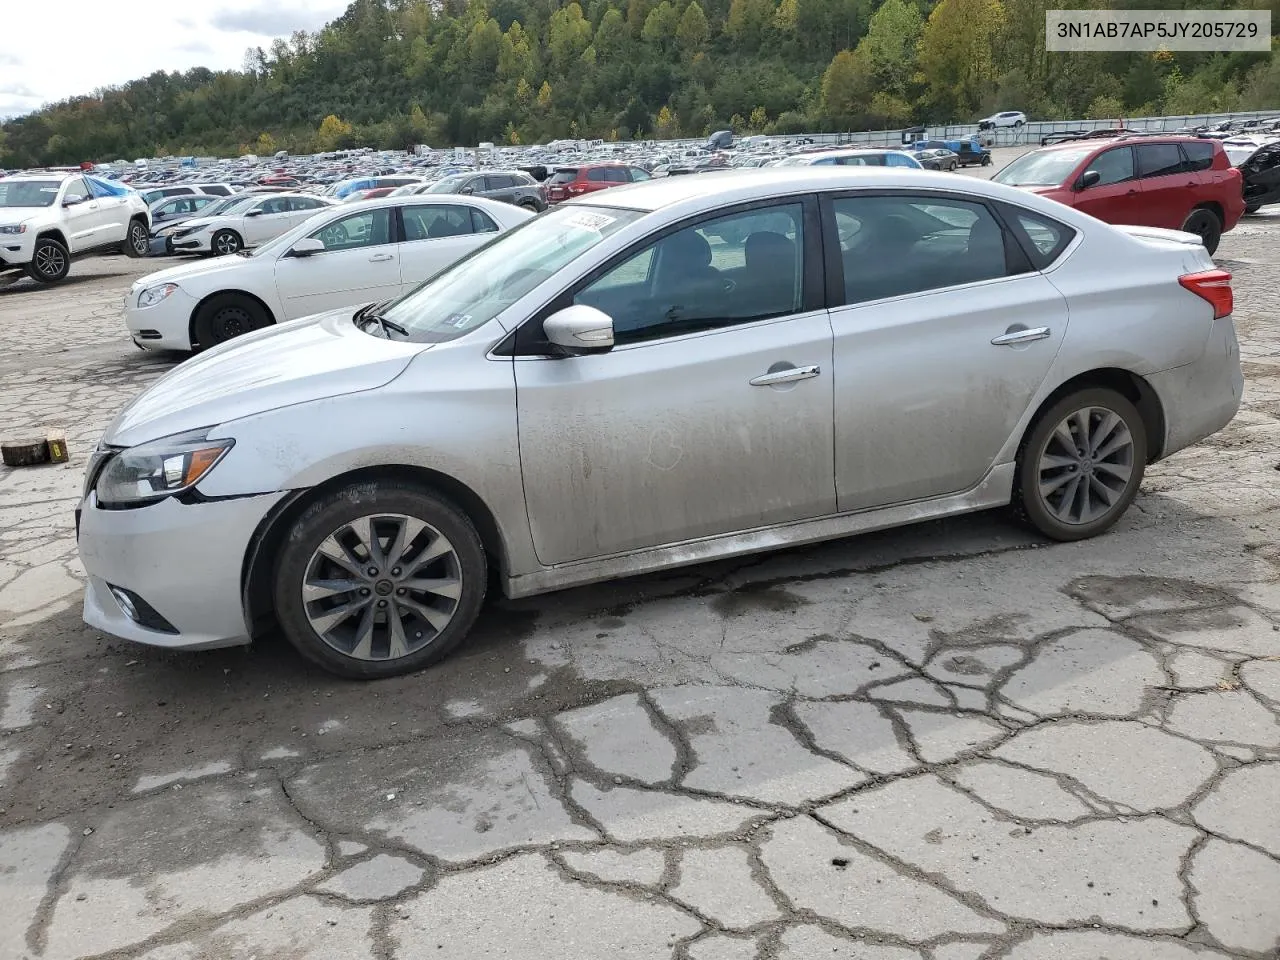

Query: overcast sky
[0,0,350,120]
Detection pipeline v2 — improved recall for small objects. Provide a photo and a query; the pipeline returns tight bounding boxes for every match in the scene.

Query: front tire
[25,237,69,283]
[1014,387,1147,542]
[273,482,487,679]
[211,229,243,256]
[191,293,269,349]
[1182,208,1222,255]
[123,218,149,258]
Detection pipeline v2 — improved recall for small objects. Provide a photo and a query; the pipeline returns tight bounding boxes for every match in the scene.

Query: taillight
[567,183,587,194]
[1179,269,1233,319]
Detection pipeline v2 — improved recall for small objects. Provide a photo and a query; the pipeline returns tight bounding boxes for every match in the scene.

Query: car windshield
[379,204,643,343]
[424,174,468,193]
[992,147,1093,186]
[0,180,61,207]
[200,194,259,218]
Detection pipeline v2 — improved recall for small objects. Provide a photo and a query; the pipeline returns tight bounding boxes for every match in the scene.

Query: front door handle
[750,364,820,386]
[369,253,394,262]
[991,326,1051,346]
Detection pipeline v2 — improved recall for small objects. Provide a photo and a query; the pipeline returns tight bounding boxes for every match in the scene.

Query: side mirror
[460,186,474,195]
[62,196,86,207]
[1077,170,1101,190]
[245,209,264,217]
[289,237,326,257]
[543,304,614,356]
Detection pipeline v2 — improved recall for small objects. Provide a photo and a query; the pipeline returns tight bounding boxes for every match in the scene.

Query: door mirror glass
[543,304,615,355]
[62,195,86,207]
[289,237,326,257]
[1077,169,1101,190]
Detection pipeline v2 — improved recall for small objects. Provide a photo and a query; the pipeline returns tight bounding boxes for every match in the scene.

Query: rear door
[481,174,518,204]
[396,203,498,291]
[240,195,295,245]
[824,191,1070,511]
[1071,146,1149,226]
[1133,142,1191,229]
[273,206,399,318]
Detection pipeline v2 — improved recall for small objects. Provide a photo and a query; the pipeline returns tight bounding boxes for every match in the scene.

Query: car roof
[1037,134,1214,153]
[569,166,1015,214]
[0,171,80,181]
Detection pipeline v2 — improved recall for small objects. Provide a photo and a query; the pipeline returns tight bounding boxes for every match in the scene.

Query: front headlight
[0,223,27,235]
[137,283,179,308]
[95,430,233,507]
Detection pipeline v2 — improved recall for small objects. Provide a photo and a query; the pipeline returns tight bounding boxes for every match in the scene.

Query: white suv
[0,172,151,284]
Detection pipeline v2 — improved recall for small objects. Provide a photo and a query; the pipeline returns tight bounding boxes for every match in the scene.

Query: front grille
[135,330,162,340]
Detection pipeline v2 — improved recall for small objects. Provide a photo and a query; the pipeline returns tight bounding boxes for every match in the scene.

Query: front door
[514,200,836,566]
[273,207,400,319]
[396,203,494,291]
[1072,146,1149,226]
[825,192,1068,511]
[240,196,295,246]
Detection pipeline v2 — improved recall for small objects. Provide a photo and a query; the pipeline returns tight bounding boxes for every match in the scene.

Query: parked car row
[79,167,1243,678]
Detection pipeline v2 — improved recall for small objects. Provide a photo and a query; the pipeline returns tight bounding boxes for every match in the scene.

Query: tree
[725,0,773,50]
[254,131,278,154]
[316,114,354,150]
[537,80,553,109]
[749,105,768,130]
[655,103,679,137]
[595,8,629,58]
[916,0,1005,121]
[642,1,679,47]
[857,0,921,97]
[820,49,873,129]
[677,1,709,53]
[549,3,593,72]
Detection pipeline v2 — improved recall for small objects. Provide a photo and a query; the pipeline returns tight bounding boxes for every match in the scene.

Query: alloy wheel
[35,245,65,278]
[1035,406,1135,525]
[130,222,148,255]
[301,513,463,661]
[214,233,240,255]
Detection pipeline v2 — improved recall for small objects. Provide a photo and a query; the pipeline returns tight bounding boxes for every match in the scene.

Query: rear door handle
[991,326,1051,346]
[369,253,394,262]
[750,364,820,386]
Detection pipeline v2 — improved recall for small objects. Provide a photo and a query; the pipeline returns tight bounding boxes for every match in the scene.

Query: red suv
[545,163,652,203]
[992,135,1244,254]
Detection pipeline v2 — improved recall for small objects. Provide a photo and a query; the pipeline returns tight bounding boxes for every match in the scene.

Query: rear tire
[191,293,269,349]
[520,200,540,212]
[1014,387,1147,542]
[273,481,487,679]
[123,218,149,258]
[1245,203,1262,215]
[211,229,243,256]
[1182,208,1222,255]
[25,237,69,284]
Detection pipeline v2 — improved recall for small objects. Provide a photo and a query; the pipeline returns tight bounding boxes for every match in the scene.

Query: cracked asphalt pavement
[2,196,1280,959]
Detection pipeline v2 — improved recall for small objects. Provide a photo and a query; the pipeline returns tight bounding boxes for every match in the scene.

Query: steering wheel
[318,224,347,249]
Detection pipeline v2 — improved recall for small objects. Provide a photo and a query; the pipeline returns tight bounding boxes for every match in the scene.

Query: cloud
[176,41,214,56]
[0,53,19,66]
[1,83,39,99]
[210,6,321,35]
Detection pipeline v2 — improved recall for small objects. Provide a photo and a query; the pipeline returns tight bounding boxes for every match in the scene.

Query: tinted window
[604,168,629,183]
[586,168,609,182]
[202,185,231,196]
[549,168,579,184]
[401,204,476,241]
[471,208,499,233]
[833,195,1012,304]
[486,175,515,190]
[287,196,319,211]
[1136,143,1185,178]
[1010,208,1076,267]
[575,203,805,345]
[310,208,392,250]
[1084,147,1134,186]
[1181,141,1215,173]
[258,196,290,215]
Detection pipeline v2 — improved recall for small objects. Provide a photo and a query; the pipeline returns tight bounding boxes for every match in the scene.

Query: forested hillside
[2,0,1277,166]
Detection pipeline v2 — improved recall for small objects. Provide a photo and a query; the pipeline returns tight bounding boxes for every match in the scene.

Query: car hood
[129,253,257,291]
[104,307,425,448]
[169,216,219,232]
[0,210,39,227]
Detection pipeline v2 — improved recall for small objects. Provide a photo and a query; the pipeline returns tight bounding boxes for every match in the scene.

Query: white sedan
[125,195,532,350]
[979,111,1028,129]
[165,192,338,255]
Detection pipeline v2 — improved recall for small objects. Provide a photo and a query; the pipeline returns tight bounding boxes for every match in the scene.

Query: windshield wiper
[353,302,408,338]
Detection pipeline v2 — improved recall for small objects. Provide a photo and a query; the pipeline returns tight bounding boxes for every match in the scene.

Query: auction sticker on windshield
[563,211,617,231]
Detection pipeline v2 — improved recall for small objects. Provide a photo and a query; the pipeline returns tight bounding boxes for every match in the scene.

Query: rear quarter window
[1181,141,1215,172]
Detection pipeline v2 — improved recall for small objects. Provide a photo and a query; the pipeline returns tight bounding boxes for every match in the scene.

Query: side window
[287,196,319,212]
[630,167,651,182]
[834,195,1013,304]
[1008,207,1077,268]
[586,168,609,182]
[193,197,216,210]
[1084,147,1134,186]
[310,208,392,251]
[886,153,916,168]
[604,168,629,183]
[1181,141,1215,173]
[260,197,290,215]
[813,157,838,166]
[574,202,805,345]
[63,178,90,203]
[1136,143,1185,178]
[203,185,230,196]
[470,208,499,233]
[486,175,514,190]
[400,204,475,241]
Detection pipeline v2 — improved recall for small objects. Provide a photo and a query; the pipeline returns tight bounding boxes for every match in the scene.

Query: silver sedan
[77,168,1243,678]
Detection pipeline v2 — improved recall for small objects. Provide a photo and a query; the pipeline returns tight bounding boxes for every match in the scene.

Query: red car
[993,134,1244,254]
[545,163,652,203]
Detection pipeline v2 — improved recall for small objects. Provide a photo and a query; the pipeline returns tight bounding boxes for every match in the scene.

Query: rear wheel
[1014,387,1147,542]
[981,154,993,166]
[1245,203,1262,215]
[273,482,487,679]
[1182,208,1222,255]
[211,229,243,256]
[520,199,540,212]
[25,237,69,283]
[123,218,149,258]
[191,293,269,349]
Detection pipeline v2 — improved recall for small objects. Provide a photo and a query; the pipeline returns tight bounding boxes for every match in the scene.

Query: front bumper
[1148,314,1243,458]
[171,232,213,252]
[78,490,288,650]
[0,233,36,268]
[124,284,200,351]
[147,236,174,256]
